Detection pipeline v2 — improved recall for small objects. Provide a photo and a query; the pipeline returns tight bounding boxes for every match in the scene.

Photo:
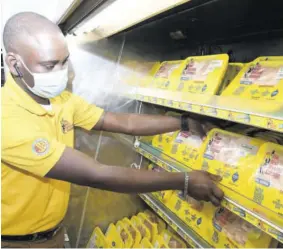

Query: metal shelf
[140,193,212,248]
[137,141,283,243]
[117,85,283,133]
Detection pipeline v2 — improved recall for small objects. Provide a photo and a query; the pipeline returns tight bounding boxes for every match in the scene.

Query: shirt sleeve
[72,94,104,130]
[2,121,66,177]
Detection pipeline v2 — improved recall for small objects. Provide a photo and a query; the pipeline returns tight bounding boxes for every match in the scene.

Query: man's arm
[46,147,224,206]
[93,112,206,136]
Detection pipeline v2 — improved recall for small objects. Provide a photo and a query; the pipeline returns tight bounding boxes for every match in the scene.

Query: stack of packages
[124,56,283,103]
[145,112,282,247]
[87,209,188,248]
[221,56,283,101]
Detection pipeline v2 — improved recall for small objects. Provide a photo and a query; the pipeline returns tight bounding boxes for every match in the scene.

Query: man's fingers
[209,194,220,207]
[206,172,222,181]
[212,184,224,200]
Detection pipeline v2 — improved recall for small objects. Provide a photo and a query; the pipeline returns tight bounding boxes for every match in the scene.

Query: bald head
[3,12,63,53]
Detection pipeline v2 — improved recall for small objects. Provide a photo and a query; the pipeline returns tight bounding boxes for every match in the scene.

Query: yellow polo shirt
[1,74,104,235]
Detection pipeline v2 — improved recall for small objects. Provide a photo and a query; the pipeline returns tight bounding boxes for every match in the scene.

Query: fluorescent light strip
[74,0,190,39]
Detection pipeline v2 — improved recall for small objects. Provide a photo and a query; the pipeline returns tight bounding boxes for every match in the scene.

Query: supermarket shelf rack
[119,86,283,133]
[136,141,283,243]
[140,193,212,248]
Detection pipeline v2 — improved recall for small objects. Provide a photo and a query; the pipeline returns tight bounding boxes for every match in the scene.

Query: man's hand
[186,171,224,206]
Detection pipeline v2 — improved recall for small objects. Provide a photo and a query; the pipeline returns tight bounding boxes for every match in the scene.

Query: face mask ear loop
[14,64,23,77]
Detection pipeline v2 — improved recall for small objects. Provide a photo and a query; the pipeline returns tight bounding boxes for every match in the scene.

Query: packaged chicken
[137,213,158,243]
[219,63,244,94]
[212,207,273,248]
[105,223,124,248]
[140,238,154,248]
[174,54,229,94]
[166,191,216,243]
[160,229,187,248]
[122,218,142,248]
[221,60,283,102]
[144,209,166,234]
[134,62,161,87]
[131,216,151,241]
[152,131,178,154]
[86,227,111,248]
[116,220,134,248]
[151,60,183,90]
[152,235,170,248]
[254,56,283,62]
[168,131,203,167]
[250,142,283,229]
[197,129,264,194]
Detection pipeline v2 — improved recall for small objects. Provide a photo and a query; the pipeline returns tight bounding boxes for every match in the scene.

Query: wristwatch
[181,114,190,131]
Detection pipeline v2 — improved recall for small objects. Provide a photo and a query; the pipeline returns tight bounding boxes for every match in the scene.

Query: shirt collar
[4,73,55,116]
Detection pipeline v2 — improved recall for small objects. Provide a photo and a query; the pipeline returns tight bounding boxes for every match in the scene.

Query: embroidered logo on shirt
[61,119,74,133]
[32,138,50,156]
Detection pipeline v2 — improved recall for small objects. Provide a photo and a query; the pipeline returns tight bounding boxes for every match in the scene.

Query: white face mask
[19,58,68,98]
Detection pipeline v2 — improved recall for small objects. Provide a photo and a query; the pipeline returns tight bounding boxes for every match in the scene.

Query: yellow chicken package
[255,56,283,62]
[219,63,244,94]
[86,227,111,248]
[160,229,187,248]
[105,223,124,248]
[134,62,160,87]
[116,220,134,248]
[168,131,203,167]
[152,235,170,248]
[222,60,283,101]
[151,60,183,89]
[122,218,142,248]
[212,207,273,248]
[140,238,153,248]
[131,216,151,241]
[174,54,229,94]
[144,209,166,234]
[197,129,264,194]
[152,131,178,154]
[137,213,158,243]
[250,142,283,229]
[166,191,215,243]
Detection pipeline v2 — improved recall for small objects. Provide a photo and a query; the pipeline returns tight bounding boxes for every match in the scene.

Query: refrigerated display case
[59,0,283,247]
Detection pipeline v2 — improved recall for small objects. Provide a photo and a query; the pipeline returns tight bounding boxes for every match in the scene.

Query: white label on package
[204,133,259,167]
[276,67,283,80]
[240,64,281,86]
[155,62,180,79]
[255,151,283,191]
[181,60,223,81]
[175,132,203,148]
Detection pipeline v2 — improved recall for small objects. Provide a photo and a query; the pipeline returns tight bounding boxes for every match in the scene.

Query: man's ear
[5,52,21,76]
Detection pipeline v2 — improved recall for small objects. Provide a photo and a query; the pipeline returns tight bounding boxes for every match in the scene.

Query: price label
[167,100,173,107]
[151,97,157,103]
[172,101,180,109]
[157,98,163,105]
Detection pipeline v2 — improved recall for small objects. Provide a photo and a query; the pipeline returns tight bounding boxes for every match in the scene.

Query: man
[2,12,223,248]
